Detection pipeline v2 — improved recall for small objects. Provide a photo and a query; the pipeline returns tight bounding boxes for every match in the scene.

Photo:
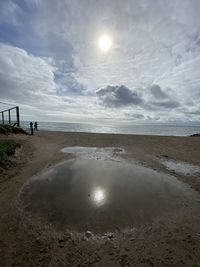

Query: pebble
[85,231,92,238]
[39,248,46,254]
[107,233,113,239]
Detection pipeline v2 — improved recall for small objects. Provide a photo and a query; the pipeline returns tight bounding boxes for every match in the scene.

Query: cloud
[132,113,144,119]
[151,100,180,109]
[125,112,145,120]
[96,83,181,110]
[150,85,168,99]
[0,43,114,122]
[0,0,200,124]
[96,85,143,107]
[148,84,181,109]
[0,43,56,103]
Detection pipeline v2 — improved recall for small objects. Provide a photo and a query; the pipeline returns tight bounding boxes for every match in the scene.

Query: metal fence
[0,102,20,126]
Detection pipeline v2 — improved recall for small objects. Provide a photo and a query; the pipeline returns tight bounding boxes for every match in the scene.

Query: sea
[21,121,200,136]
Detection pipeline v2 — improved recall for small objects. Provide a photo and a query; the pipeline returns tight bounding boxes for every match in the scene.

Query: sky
[0,0,200,124]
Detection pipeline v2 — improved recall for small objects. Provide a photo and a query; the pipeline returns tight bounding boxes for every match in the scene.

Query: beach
[0,131,200,266]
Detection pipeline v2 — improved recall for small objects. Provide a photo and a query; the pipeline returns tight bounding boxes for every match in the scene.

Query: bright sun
[98,35,112,52]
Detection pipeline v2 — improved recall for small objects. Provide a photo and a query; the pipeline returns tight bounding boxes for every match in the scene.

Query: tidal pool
[19,155,196,233]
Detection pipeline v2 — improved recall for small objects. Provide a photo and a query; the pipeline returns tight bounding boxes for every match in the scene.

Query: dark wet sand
[0,131,200,266]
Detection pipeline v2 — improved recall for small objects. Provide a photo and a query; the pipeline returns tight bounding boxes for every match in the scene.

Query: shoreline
[0,130,200,266]
[24,128,197,137]
[20,121,200,137]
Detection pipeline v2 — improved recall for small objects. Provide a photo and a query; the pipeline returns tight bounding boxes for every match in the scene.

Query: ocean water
[21,121,200,136]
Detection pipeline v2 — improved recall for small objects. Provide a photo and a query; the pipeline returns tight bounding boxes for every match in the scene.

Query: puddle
[19,156,197,233]
[162,160,200,176]
[61,146,124,160]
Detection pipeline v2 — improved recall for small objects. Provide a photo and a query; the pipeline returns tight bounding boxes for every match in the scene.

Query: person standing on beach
[30,122,33,135]
[34,122,38,131]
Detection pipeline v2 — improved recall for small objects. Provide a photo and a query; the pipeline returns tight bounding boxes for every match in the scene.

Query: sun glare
[98,35,112,52]
[93,188,106,204]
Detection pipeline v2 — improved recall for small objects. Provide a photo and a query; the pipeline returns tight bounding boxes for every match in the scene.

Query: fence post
[8,109,11,124]
[2,112,4,124]
[16,106,20,127]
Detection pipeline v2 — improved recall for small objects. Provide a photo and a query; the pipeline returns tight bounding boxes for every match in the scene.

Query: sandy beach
[0,131,200,266]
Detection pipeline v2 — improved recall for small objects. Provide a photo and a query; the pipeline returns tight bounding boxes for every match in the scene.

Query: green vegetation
[0,124,27,135]
[0,140,18,166]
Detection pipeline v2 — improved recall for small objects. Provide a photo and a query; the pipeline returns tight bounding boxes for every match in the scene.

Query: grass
[0,124,27,135]
[0,140,18,166]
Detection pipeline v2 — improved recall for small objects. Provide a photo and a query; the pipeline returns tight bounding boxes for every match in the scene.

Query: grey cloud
[150,85,168,99]
[96,85,143,107]
[151,100,180,109]
[132,113,144,119]
[148,84,181,109]
[126,113,145,120]
[97,84,180,110]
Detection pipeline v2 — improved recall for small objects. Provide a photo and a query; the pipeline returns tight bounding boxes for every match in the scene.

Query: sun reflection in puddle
[93,188,106,205]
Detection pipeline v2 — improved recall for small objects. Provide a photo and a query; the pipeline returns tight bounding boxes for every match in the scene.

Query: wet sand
[0,130,200,266]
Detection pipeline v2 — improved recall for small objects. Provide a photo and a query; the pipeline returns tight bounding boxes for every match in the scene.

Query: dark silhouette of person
[34,122,38,131]
[30,122,33,135]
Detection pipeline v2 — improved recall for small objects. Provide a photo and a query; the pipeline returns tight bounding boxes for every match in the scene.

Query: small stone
[108,233,113,239]
[39,248,46,253]
[85,231,92,238]
[162,155,169,158]
[114,148,123,152]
